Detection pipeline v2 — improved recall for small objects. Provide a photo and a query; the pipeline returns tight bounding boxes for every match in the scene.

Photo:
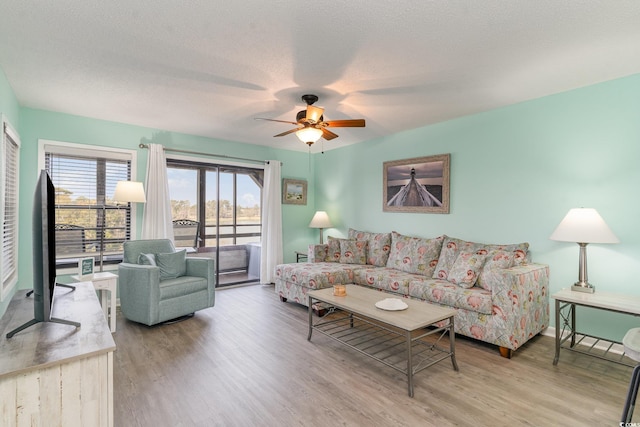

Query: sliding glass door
[167,159,262,287]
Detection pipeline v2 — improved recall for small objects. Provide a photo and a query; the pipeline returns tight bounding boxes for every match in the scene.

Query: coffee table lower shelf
[308,292,458,397]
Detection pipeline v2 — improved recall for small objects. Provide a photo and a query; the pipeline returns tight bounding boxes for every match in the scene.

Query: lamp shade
[309,211,332,229]
[296,127,323,145]
[549,208,619,244]
[113,181,146,203]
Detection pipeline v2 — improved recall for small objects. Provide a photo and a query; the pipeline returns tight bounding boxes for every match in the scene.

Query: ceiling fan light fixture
[296,127,323,146]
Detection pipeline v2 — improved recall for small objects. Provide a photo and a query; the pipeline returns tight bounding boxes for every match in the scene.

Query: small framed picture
[282,179,307,205]
[78,257,94,279]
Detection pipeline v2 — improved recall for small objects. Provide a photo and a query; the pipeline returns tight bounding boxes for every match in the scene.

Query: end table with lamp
[76,179,145,333]
[301,211,332,262]
[549,207,621,365]
[308,211,332,244]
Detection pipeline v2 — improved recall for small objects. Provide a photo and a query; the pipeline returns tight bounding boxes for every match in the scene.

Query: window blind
[2,124,19,291]
[44,151,132,268]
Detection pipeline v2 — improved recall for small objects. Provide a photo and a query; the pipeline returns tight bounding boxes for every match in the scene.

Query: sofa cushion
[386,232,444,277]
[339,239,368,264]
[138,253,157,266]
[158,275,208,300]
[274,262,357,290]
[326,237,354,262]
[156,250,187,280]
[447,250,488,288]
[309,244,328,262]
[348,228,392,267]
[353,266,417,296]
[408,279,493,315]
[477,242,529,290]
[433,236,529,282]
[432,236,478,280]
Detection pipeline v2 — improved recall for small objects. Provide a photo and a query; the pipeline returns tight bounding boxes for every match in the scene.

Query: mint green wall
[3,67,639,340]
[0,67,21,316]
[11,109,315,302]
[313,74,640,340]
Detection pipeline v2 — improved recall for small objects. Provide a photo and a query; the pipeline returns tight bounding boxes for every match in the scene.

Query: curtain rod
[138,143,277,165]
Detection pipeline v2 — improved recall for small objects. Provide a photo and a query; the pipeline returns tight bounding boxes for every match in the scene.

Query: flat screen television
[6,170,79,338]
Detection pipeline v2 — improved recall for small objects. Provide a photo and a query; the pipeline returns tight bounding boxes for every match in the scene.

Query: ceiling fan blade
[273,128,300,137]
[321,128,339,141]
[255,117,299,125]
[324,119,366,127]
[306,105,324,123]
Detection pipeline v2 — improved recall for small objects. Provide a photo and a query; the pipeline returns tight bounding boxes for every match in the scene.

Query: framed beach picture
[383,153,450,214]
[282,178,307,205]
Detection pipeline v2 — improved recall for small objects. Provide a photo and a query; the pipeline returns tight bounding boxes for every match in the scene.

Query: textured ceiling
[1,1,639,153]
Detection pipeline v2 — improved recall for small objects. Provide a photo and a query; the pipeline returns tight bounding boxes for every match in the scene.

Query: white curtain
[260,160,283,283]
[141,143,174,240]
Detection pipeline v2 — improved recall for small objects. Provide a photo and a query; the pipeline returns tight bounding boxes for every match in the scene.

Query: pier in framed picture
[383,154,450,213]
[282,178,307,205]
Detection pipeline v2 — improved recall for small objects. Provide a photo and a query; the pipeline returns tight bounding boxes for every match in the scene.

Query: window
[167,160,263,247]
[40,141,138,270]
[1,119,20,300]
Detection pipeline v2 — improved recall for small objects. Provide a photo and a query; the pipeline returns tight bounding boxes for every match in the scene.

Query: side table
[553,288,640,367]
[72,271,118,332]
[295,251,308,262]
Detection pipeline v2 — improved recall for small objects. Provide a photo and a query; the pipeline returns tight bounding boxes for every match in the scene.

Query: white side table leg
[108,283,116,332]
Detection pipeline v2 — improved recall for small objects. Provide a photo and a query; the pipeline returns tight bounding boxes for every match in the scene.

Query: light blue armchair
[118,239,215,326]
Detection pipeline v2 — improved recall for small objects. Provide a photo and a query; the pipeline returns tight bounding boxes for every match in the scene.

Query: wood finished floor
[113,284,633,426]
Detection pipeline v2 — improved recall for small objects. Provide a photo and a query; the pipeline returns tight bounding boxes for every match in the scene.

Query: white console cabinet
[0,282,115,426]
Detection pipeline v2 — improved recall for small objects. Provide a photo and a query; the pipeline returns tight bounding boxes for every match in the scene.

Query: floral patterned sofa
[274,229,549,358]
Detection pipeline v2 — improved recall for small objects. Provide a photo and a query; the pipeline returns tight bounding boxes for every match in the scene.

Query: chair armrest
[185,257,215,281]
[118,262,159,286]
[185,257,216,305]
[117,262,161,324]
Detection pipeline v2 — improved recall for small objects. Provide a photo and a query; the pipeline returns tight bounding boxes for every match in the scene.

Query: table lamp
[113,181,147,204]
[101,180,146,271]
[309,211,332,244]
[549,208,619,293]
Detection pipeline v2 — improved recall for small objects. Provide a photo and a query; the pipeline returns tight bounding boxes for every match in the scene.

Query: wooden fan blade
[255,117,299,125]
[321,128,339,141]
[273,128,300,137]
[306,105,324,123]
[324,119,365,127]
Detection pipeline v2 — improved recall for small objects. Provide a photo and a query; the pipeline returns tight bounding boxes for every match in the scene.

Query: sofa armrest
[490,263,550,348]
[308,244,328,263]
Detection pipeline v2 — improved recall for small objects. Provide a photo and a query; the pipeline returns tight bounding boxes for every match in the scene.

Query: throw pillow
[432,236,480,280]
[476,242,529,290]
[447,250,488,288]
[348,228,391,267]
[339,239,368,264]
[138,253,156,266]
[156,250,187,280]
[326,237,354,262]
[386,232,444,277]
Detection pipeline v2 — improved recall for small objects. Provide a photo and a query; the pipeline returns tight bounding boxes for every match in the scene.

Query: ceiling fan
[255,94,365,146]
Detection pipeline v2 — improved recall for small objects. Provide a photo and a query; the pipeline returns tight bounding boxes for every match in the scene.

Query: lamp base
[572,282,595,294]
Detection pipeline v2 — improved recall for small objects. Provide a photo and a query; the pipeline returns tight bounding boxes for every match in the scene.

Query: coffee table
[308,284,458,397]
